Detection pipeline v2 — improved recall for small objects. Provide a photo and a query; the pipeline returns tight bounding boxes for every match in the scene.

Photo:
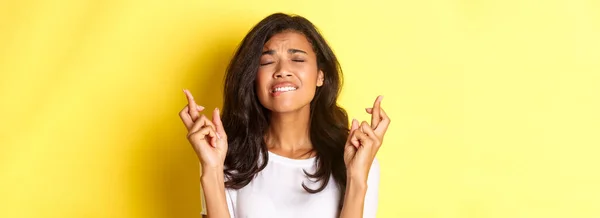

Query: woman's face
[256,31,324,113]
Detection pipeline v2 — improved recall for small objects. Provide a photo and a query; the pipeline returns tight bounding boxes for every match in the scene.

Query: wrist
[346,169,368,186]
[346,177,368,194]
[201,166,224,182]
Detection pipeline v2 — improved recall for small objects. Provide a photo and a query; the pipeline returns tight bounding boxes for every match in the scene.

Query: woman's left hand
[344,95,390,183]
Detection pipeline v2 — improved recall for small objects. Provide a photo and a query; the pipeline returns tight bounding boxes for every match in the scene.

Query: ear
[317,70,324,87]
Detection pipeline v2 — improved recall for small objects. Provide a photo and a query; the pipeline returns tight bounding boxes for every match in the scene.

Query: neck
[265,105,313,154]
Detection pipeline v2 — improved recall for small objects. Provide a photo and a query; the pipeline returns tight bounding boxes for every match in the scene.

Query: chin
[269,103,303,113]
[265,99,313,114]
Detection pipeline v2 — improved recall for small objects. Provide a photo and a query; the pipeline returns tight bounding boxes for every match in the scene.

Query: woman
[179,13,390,218]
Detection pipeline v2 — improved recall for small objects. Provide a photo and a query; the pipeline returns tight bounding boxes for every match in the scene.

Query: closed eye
[260,62,274,66]
[292,60,305,62]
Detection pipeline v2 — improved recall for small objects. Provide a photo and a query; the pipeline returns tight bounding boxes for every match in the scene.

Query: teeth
[273,86,297,92]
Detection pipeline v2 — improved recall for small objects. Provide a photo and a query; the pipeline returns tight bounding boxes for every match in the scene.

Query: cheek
[255,70,275,109]
[299,68,320,86]
[255,70,269,91]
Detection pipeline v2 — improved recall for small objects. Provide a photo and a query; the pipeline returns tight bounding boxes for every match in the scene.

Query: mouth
[271,86,298,93]
[270,82,299,96]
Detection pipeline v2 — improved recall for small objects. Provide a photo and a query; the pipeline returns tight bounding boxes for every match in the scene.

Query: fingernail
[217,132,222,139]
[197,105,204,110]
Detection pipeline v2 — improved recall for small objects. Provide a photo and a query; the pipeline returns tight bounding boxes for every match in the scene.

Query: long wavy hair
[220,13,349,208]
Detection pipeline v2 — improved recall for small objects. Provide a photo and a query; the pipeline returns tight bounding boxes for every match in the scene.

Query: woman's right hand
[179,89,228,169]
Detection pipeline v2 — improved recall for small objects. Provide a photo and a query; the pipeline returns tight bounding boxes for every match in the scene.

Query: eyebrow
[261,49,308,55]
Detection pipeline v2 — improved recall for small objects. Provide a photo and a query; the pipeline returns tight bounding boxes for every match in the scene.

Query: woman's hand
[179,89,228,169]
[344,95,390,183]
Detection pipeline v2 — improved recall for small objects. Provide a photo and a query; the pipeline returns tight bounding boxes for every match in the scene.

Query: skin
[257,31,324,158]
[179,31,391,218]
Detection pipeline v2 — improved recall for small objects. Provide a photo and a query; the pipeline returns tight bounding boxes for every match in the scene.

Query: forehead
[263,31,313,50]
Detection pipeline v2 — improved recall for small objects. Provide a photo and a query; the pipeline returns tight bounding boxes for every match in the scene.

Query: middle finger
[184,89,200,121]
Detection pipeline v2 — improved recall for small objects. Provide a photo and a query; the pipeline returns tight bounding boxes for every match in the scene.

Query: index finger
[373,107,390,137]
[371,95,383,129]
[212,107,226,139]
[184,89,200,121]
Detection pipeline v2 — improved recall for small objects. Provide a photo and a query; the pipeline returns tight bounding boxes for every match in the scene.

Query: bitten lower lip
[271,87,297,97]
[270,82,298,93]
[271,86,297,92]
[269,82,298,97]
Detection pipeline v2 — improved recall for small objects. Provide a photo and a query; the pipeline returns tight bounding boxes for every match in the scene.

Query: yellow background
[1,0,599,217]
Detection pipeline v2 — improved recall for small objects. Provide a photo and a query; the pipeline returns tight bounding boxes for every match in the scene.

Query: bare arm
[341,96,389,218]
[340,158,380,218]
[180,90,231,218]
[339,178,368,218]
[201,167,230,218]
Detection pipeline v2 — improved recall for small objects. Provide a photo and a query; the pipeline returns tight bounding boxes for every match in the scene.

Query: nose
[273,62,292,79]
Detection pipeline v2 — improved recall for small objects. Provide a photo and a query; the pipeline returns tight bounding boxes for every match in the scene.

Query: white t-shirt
[200,151,380,218]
